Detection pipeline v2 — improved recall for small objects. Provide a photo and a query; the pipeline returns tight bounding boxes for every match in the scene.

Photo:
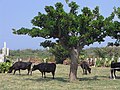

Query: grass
[0,64,120,90]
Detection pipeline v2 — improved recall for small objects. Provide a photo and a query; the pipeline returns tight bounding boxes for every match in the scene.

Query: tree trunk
[69,47,79,82]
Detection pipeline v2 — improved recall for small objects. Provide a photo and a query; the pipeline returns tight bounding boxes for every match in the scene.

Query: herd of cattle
[8,61,56,79]
[6,60,120,79]
[7,60,91,79]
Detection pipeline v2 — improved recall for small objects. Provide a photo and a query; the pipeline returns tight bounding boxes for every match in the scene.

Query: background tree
[49,44,69,64]
[93,48,107,58]
[13,1,115,81]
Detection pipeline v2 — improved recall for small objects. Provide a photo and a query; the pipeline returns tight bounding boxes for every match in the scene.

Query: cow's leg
[41,72,43,78]
[52,72,55,79]
[30,69,32,75]
[82,68,86,75]
[27,66,32,75]
[19,69,21,75]
[85,69,87,75]
[27,69,30,75]
[13,70,16,75]
[27,69,29,75]
[85,67,87,75]
[81,65,85,75]
[44,72,46,78]
[82,69,85,75]
[110,69,113,79]
[111,69,116,79]
[113,70,116,79]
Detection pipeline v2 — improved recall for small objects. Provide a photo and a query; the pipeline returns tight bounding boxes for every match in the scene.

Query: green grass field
[0,64,120,90]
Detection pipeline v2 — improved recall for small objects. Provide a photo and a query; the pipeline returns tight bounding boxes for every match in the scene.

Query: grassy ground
[0,64,120,90]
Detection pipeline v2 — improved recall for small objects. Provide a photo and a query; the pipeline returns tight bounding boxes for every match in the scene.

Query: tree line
[8,49,51,61]
[7,46,120,63]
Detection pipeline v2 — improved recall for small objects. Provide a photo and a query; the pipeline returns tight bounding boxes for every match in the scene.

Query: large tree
[13,1,116,81]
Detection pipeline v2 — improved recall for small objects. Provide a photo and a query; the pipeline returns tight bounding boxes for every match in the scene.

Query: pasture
[0,64,120,90]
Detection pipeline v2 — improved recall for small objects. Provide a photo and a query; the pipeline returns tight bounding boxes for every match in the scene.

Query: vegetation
[9,49,52,61]
[0,64,120,90]
[49,45,69,64]
[85,47,120,59]
[7,46,120,63]
[0,62,12,73]
[7,46,120,67]
[84,46,120,67]
[13,1,119,81]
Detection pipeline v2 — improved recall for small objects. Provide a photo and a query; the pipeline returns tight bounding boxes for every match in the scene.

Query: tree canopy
[13,2,114,49]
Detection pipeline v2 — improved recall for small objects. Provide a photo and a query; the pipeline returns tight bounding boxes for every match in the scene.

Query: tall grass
[0,64,120,90]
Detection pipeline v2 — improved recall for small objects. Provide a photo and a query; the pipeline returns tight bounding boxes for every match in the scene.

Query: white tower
[0,42,9,62]
[2,42,9,56]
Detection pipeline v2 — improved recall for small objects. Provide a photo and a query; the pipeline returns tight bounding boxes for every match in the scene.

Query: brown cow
[80,61,91,75]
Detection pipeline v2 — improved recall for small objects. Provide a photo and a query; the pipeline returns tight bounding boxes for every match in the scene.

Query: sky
[0,0,120,50]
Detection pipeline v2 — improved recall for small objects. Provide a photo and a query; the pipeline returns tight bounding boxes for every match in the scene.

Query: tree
[13,1,115,81]
[93,48,107,58]
[107,7,120,45]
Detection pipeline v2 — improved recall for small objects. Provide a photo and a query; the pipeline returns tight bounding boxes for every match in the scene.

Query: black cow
[80,61,91,75]
[8,61,32,75]
[32,63,56,79]
[110,61,120,79]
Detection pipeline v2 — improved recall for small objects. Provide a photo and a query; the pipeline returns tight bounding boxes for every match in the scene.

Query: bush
[95,58,112,67]
[0,62,12,73]
[104,58,111,67]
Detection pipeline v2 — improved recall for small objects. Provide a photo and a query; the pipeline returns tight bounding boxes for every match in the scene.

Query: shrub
[95,58,105,67]
[0,62,12,73]
[104,58,111,67]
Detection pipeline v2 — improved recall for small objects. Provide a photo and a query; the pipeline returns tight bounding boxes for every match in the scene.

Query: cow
[32,63,56,79]
[110,61,120,79]
[80,61,91,75]
[8,61,32,75]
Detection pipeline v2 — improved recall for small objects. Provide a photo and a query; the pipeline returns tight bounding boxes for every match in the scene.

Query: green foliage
[85,47,120,59]
[107,7,120,43]
[104,58,112,67]
[0,62,12,73]
[13,1,115,50]
[40,40,55,48]
[93,48,108,58]
[10,49,51,61]
[95,59,103,67]
[47,56,55,62]
[49,44,69,64]
[84,47,120,67]
[95,58,111,67]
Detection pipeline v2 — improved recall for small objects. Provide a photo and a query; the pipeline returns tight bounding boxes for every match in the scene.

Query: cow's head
[32,65,37,71]
[7,67,13,73]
